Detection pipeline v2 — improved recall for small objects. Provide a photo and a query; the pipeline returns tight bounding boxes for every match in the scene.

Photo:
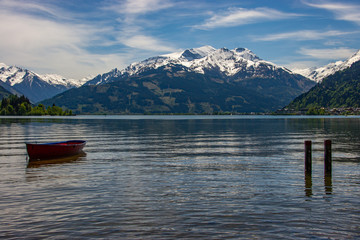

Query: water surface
[0,115,360,239]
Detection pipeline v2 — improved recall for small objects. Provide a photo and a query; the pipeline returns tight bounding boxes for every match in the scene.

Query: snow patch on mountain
[39,74,91,88]
[0,63,27,86]
[294,49,360,82]
[132,46,288,76]
[163,45,216,60]
[189,47,272,75]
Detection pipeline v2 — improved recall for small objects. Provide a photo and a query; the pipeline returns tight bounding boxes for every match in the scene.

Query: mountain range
[41,46,315,114]
[1,46,360,114]
[0,63,89,103]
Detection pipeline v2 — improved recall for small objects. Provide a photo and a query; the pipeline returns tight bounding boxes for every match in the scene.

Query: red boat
[26,140,86,160]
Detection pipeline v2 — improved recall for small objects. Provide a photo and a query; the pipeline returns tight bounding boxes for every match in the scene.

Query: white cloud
[107,0,177,53]
[120,35,176,52]
[257,30,355,41]
[298,47,357,60]
[304,1,360,25]
[194,7,301,30]
[0,13,85,53]
[110,0,174,15]
[0,6,116,78]
[0,0,178,78]
[0,0,59,17]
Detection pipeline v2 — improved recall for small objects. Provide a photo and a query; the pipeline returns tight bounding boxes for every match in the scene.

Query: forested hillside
[285,61,360,113]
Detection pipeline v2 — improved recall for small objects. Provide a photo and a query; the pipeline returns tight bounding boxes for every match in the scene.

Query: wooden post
[324,140,332,175]
[305,140,312,174]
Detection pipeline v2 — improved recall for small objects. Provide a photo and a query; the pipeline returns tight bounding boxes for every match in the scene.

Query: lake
[0,115,360,239]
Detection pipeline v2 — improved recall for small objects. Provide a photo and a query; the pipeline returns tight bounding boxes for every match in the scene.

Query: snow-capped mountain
[294,50,360,82]
[49,45,314,114]
[85,46,294,86]
[0,63,88,102]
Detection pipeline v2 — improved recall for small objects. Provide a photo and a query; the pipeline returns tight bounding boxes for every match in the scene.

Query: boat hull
[26,140,86,160]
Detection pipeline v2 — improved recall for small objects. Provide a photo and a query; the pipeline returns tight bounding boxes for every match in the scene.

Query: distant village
[276,107,360,115]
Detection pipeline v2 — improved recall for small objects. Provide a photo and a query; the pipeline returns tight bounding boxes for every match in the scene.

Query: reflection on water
[324,173,333,195]
[1,116,360,239]
[304,173,312,197]
[27,152,86,168]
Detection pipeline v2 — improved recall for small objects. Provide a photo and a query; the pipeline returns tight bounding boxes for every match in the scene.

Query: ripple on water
[1,116,360,239]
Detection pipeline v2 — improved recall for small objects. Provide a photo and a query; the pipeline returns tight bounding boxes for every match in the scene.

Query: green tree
[1,97,10,109]
[30,104,46,115]
[0,108,7,115]
[47,104,65,115]
[6,105,15,115]
[18,103,28,115]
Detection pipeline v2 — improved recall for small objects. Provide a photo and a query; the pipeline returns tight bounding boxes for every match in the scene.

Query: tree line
[0,95,73,116]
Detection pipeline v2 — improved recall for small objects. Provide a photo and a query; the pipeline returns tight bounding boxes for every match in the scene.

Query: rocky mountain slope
[0,85,11,100]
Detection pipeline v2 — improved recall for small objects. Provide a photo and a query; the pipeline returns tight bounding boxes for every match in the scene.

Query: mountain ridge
[5,45,359,114]
[41,46,315,114]
[0,63,90,103]
[293,49,360,82]
[2,46,359,106]
[85,46,296,86]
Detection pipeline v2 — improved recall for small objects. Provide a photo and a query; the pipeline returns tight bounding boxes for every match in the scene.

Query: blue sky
[0,0,359,79]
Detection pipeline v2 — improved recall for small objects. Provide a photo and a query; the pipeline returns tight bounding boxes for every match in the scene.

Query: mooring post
[305,140,312,175]
[324,140,332,175]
